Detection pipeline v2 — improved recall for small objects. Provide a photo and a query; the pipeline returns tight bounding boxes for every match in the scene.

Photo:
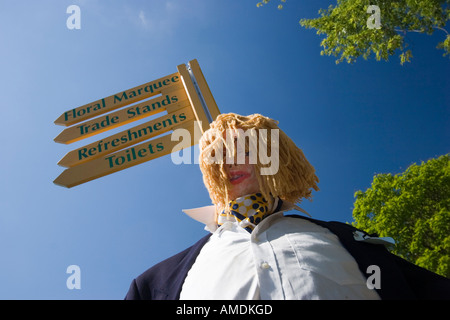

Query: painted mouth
[229,171,250,185]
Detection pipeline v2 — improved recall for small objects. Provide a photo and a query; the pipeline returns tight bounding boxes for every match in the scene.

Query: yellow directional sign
[54,86,188,144]
[57,106,194,168]
[53,59,220,188]
[54,72,181,127]
[54,123,198,188]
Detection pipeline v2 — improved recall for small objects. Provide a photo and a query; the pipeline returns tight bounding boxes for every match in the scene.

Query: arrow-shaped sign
[54,122,198,188]
[57,106,194,168]
[54,72,181,127]
[54,86,188,144]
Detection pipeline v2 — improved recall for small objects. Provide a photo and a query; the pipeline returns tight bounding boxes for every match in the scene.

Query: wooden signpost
[54,59,220,188]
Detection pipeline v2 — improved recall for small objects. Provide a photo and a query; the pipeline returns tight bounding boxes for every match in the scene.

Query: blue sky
[0,0,448,299]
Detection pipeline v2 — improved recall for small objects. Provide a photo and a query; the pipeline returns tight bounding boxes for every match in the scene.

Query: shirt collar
[182,201,311,233]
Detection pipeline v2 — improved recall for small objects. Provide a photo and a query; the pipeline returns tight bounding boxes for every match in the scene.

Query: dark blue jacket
[125,215,450,300]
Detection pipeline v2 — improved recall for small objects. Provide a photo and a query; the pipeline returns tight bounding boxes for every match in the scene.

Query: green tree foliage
[257,0,450,65]
[352,155,450,277]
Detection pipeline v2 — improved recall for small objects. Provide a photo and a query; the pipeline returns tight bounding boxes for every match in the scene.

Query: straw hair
[199,113,319,214]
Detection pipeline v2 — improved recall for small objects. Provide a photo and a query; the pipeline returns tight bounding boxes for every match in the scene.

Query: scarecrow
[126,113,449,300]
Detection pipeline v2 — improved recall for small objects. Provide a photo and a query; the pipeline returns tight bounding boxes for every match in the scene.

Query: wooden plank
[54,86,188,144]
[53,122,196,188]
[188,59,221,121]
[57,106,194,168]
[177,64,211,134]
[54,72,181,127]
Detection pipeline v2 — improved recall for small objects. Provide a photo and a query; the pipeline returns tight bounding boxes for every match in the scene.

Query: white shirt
[180,204,380,300]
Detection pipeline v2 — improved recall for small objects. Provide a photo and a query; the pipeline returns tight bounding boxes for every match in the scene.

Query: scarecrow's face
[218,129,261,200]
[224,160,260,200]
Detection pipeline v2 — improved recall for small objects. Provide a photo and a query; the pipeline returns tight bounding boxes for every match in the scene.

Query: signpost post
[53,59,220,188]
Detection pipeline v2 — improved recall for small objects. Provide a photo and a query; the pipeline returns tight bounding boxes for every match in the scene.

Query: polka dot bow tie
[217,193,282,233]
